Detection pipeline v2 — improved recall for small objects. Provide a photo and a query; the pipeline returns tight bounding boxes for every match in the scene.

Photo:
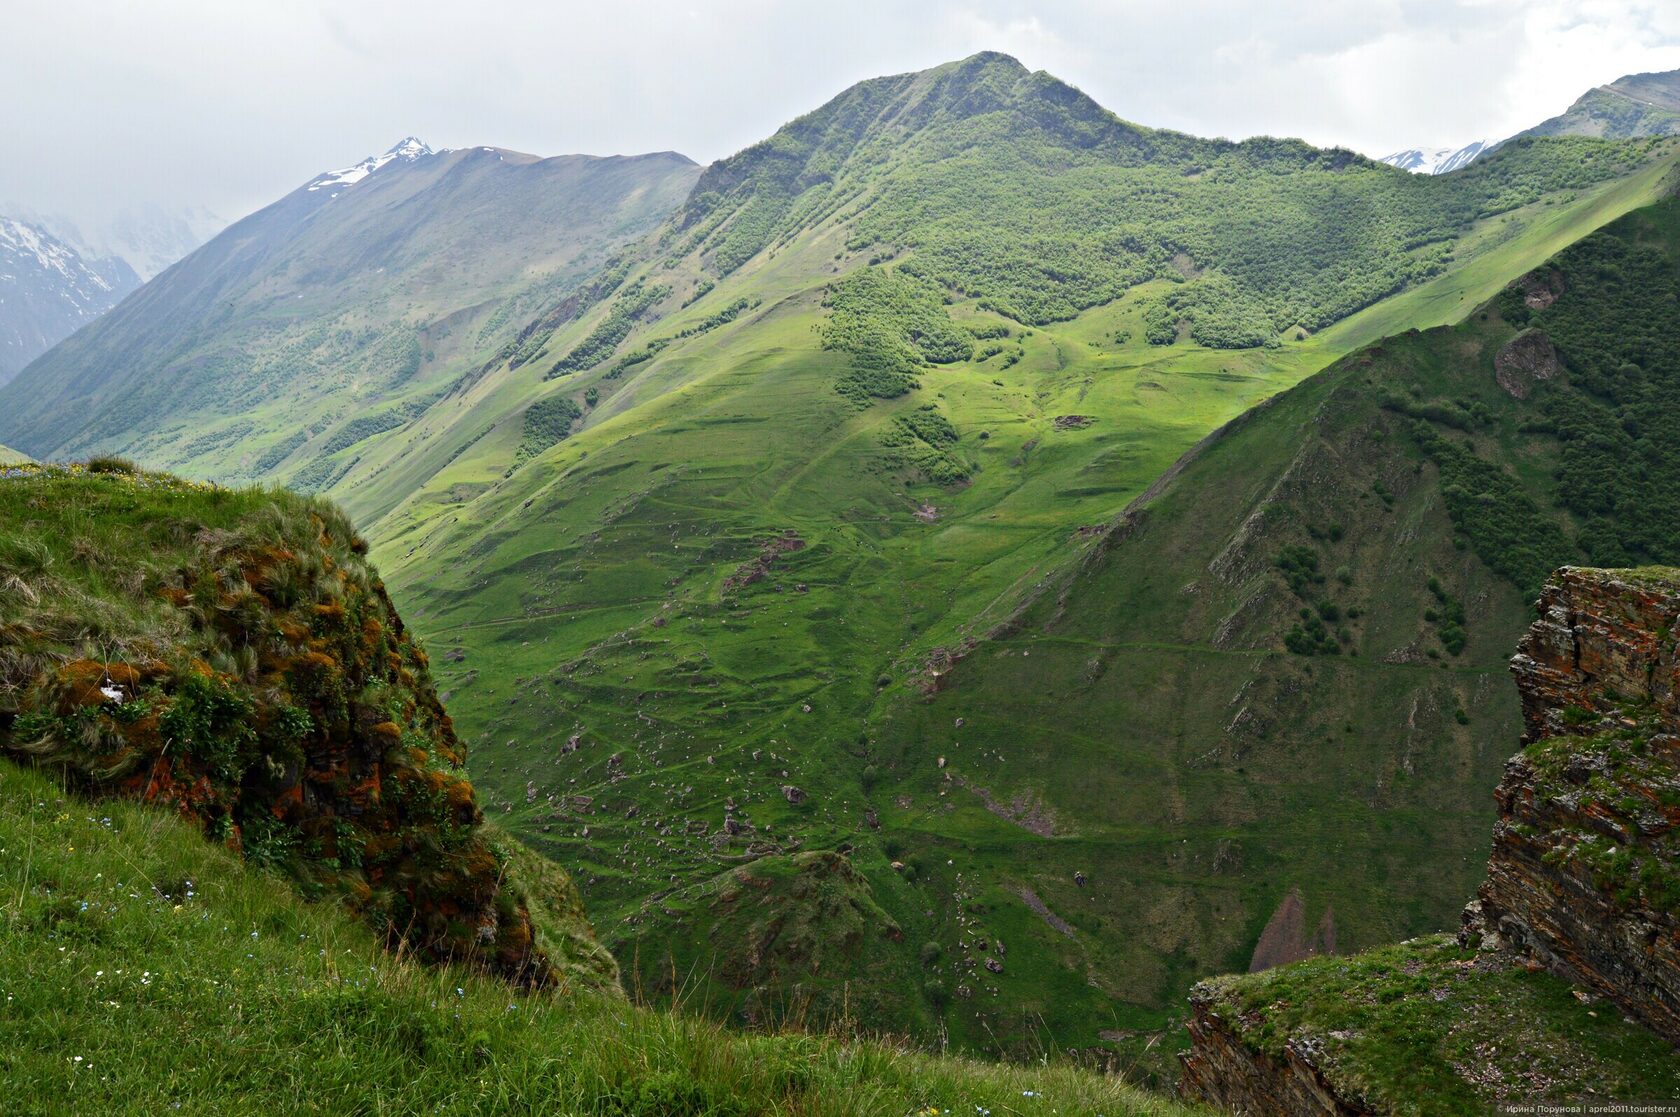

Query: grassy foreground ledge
[0,759,1199,1116]
[1185,935,1680,1113]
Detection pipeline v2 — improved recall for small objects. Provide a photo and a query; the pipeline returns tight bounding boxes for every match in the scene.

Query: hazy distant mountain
[0,215,138,384]
[1379,140,1491,174]
[3,200,227,281]
[1517,68,1680,141]
[0,138,699,473]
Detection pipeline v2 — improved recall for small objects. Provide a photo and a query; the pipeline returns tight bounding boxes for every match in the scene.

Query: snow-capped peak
[307,138,436,193]
[1379,140,1492,175]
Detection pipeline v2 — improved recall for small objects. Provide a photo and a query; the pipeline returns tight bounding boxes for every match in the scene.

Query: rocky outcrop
[1180,991,1372,1115]
[1507,567,1680,741]
[0,466,617,991]
[1493,328,1558,399]
[1463,566,1680,1044]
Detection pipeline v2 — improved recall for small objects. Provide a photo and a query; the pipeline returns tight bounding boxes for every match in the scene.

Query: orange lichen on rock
[2,488,557,988]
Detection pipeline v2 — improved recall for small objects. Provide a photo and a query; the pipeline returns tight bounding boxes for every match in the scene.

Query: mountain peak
[306,138,436,193]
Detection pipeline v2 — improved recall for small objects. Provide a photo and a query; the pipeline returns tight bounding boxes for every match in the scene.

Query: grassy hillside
[0,756,1199,1116]
[0,147,700,480]
[851,192,1680,1070]
[0,443,30,463]
[308,56,1680,1062]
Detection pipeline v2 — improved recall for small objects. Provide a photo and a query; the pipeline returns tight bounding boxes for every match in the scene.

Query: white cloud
[0,0,1675,229]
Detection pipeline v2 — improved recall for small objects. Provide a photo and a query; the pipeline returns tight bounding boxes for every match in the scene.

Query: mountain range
[0,138,698,478]
[5,50,1680,1094]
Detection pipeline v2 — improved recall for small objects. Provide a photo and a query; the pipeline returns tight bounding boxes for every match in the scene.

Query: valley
[5,41,1680,1113]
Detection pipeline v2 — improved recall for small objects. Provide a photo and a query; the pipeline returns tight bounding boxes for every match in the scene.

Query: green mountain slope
[854,192,1680,1068]
[14,52,1680,1074]
[1519,67,1680,141]
[0,750,1198,1115]
[0,143,699,482]
[309,55,1680,1062]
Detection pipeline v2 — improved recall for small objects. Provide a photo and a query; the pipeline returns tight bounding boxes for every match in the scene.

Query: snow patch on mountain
[0,218,110,291]
[308,138,436,192]
[1380,141,1492,175]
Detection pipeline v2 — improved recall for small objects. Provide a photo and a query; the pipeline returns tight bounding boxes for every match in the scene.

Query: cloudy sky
[5,0,1680,228]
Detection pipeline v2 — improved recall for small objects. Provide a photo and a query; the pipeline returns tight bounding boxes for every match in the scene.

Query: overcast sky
[4,0,1679,227]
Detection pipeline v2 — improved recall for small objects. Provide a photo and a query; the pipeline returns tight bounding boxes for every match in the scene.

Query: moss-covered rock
[0,462,616,992]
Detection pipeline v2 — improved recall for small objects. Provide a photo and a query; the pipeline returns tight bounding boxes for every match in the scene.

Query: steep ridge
[1382,66,1680,176]
[1519,68,1680,143]
[0,142,699,479]
[0,215,139,383]
[1179,566,1680,1114]
[847,191,1680,1067]
[0,461,617,989]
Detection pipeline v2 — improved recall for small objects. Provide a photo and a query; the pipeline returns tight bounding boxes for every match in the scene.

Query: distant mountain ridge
[1519,67,1680,141]
[0,139,700,474]
[0,214,138,384]
[3,199,228,281]
[1382,65,1680,174]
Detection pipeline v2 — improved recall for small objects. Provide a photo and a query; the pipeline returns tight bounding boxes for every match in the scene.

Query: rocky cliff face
[1463,566,1680,1044]
[1178,566,1680,1112]
[1180,992,1373,1115]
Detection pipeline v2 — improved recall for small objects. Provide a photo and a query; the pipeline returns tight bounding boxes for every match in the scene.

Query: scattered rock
[780,785,807,806]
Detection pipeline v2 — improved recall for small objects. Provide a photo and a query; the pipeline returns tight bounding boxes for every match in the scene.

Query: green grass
[0,757,1201,1116]
[1193,935,1680,1113]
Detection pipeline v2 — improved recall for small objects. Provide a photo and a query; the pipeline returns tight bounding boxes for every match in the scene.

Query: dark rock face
[1180,992,1373,1115]
[1493,328,1558,399]
[1463,567,1680,1044]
